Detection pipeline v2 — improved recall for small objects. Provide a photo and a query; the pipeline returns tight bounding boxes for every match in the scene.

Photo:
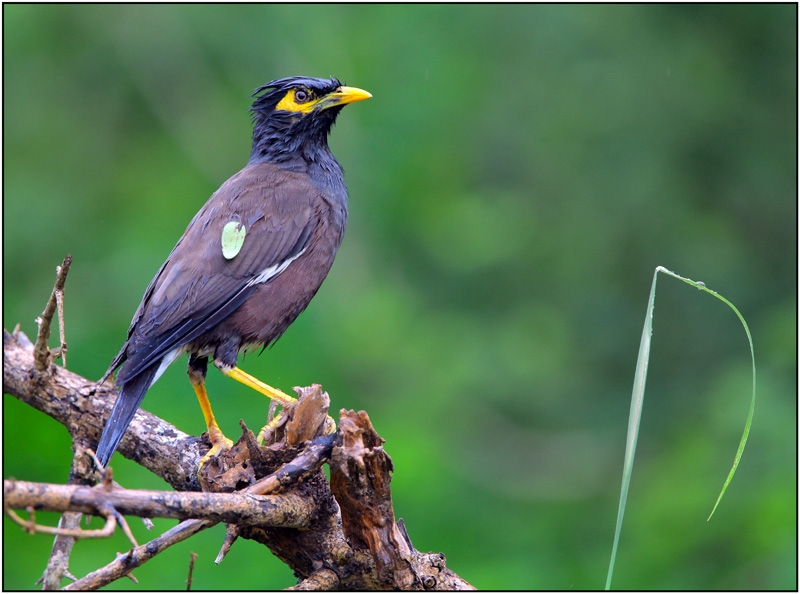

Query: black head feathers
[250,76,344,115]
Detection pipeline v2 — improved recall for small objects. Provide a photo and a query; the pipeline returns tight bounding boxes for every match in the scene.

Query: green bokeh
[3,4,796,590]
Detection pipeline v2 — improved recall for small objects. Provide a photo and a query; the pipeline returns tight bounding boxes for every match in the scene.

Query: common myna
[95,76,371,466]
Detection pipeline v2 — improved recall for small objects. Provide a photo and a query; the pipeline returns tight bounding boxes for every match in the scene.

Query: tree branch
[4,480,317,528]
[4,327,205,492]
[4,321,474,590]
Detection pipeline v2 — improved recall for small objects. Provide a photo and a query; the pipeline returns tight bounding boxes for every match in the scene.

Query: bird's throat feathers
[249,108,339,167]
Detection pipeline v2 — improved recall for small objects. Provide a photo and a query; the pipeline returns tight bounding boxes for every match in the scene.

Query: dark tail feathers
[96,365,158,466]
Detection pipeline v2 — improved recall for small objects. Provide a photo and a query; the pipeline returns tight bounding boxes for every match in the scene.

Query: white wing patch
[246,248,307,288]
[144,247,307,390]
[151,346,186,388]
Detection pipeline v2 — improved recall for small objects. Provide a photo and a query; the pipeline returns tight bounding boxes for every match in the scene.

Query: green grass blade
[605,266,756,589]
[655,266,757,521]
[605,267,659,590]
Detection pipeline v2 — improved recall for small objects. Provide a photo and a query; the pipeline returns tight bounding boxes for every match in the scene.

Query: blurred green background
[3,4,796,590]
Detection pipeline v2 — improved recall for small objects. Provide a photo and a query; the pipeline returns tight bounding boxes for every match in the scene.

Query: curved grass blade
[656,267,756,521]
[605,266,756,590]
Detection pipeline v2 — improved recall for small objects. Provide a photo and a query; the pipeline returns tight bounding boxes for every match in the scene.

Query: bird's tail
[96,365,158,466]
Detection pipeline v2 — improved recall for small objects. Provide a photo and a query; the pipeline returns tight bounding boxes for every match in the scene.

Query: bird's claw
[199,432,234,469]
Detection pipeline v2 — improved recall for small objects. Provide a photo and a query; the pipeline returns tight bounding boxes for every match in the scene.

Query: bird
[95,76,371,467]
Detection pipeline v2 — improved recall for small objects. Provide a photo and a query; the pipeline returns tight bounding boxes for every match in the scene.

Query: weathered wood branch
[4,480,317,528]
[4,326,474,590]
[4,327,204,492]
[65,516,214,590]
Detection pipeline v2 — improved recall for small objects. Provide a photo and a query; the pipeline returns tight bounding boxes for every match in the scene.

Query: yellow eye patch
[275,88,317,114]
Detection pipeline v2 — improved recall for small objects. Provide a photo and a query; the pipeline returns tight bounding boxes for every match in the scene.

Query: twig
[215,525,239,564]
[112,509,140,548]
[55,264,68,368]
[39,443,105,590]
[33,255,71,372]
[5,505,117,540]
[63,518,212,590]
[36,511,82,590]
[186,551,198,591]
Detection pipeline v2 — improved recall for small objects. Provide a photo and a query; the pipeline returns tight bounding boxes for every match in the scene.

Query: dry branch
[4,324,474,590]
[4,327,205,492]
[4,480,316,528]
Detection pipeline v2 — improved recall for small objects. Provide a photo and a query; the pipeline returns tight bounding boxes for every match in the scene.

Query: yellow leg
[189,373,233,460]
[216,365,298,445]
[217,364,337,445]
[219,365,297,407]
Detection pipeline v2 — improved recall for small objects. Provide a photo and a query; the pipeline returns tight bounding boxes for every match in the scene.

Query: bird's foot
[198,427,234,469]
[256,410,287,445]
[257,385,337,445]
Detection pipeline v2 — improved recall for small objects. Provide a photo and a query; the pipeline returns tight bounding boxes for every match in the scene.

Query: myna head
[249,76,371,164]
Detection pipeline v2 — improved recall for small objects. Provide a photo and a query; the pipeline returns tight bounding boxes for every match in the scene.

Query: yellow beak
[320,86,372,109]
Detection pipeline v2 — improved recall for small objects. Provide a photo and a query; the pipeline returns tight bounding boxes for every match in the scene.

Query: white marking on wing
[151,346,186,387]
[246,248,307,288]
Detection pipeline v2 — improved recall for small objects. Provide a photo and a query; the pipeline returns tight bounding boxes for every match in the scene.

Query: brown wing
[112,162,322,383]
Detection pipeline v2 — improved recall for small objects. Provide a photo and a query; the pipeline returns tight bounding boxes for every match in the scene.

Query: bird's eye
[294,89,310,103]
